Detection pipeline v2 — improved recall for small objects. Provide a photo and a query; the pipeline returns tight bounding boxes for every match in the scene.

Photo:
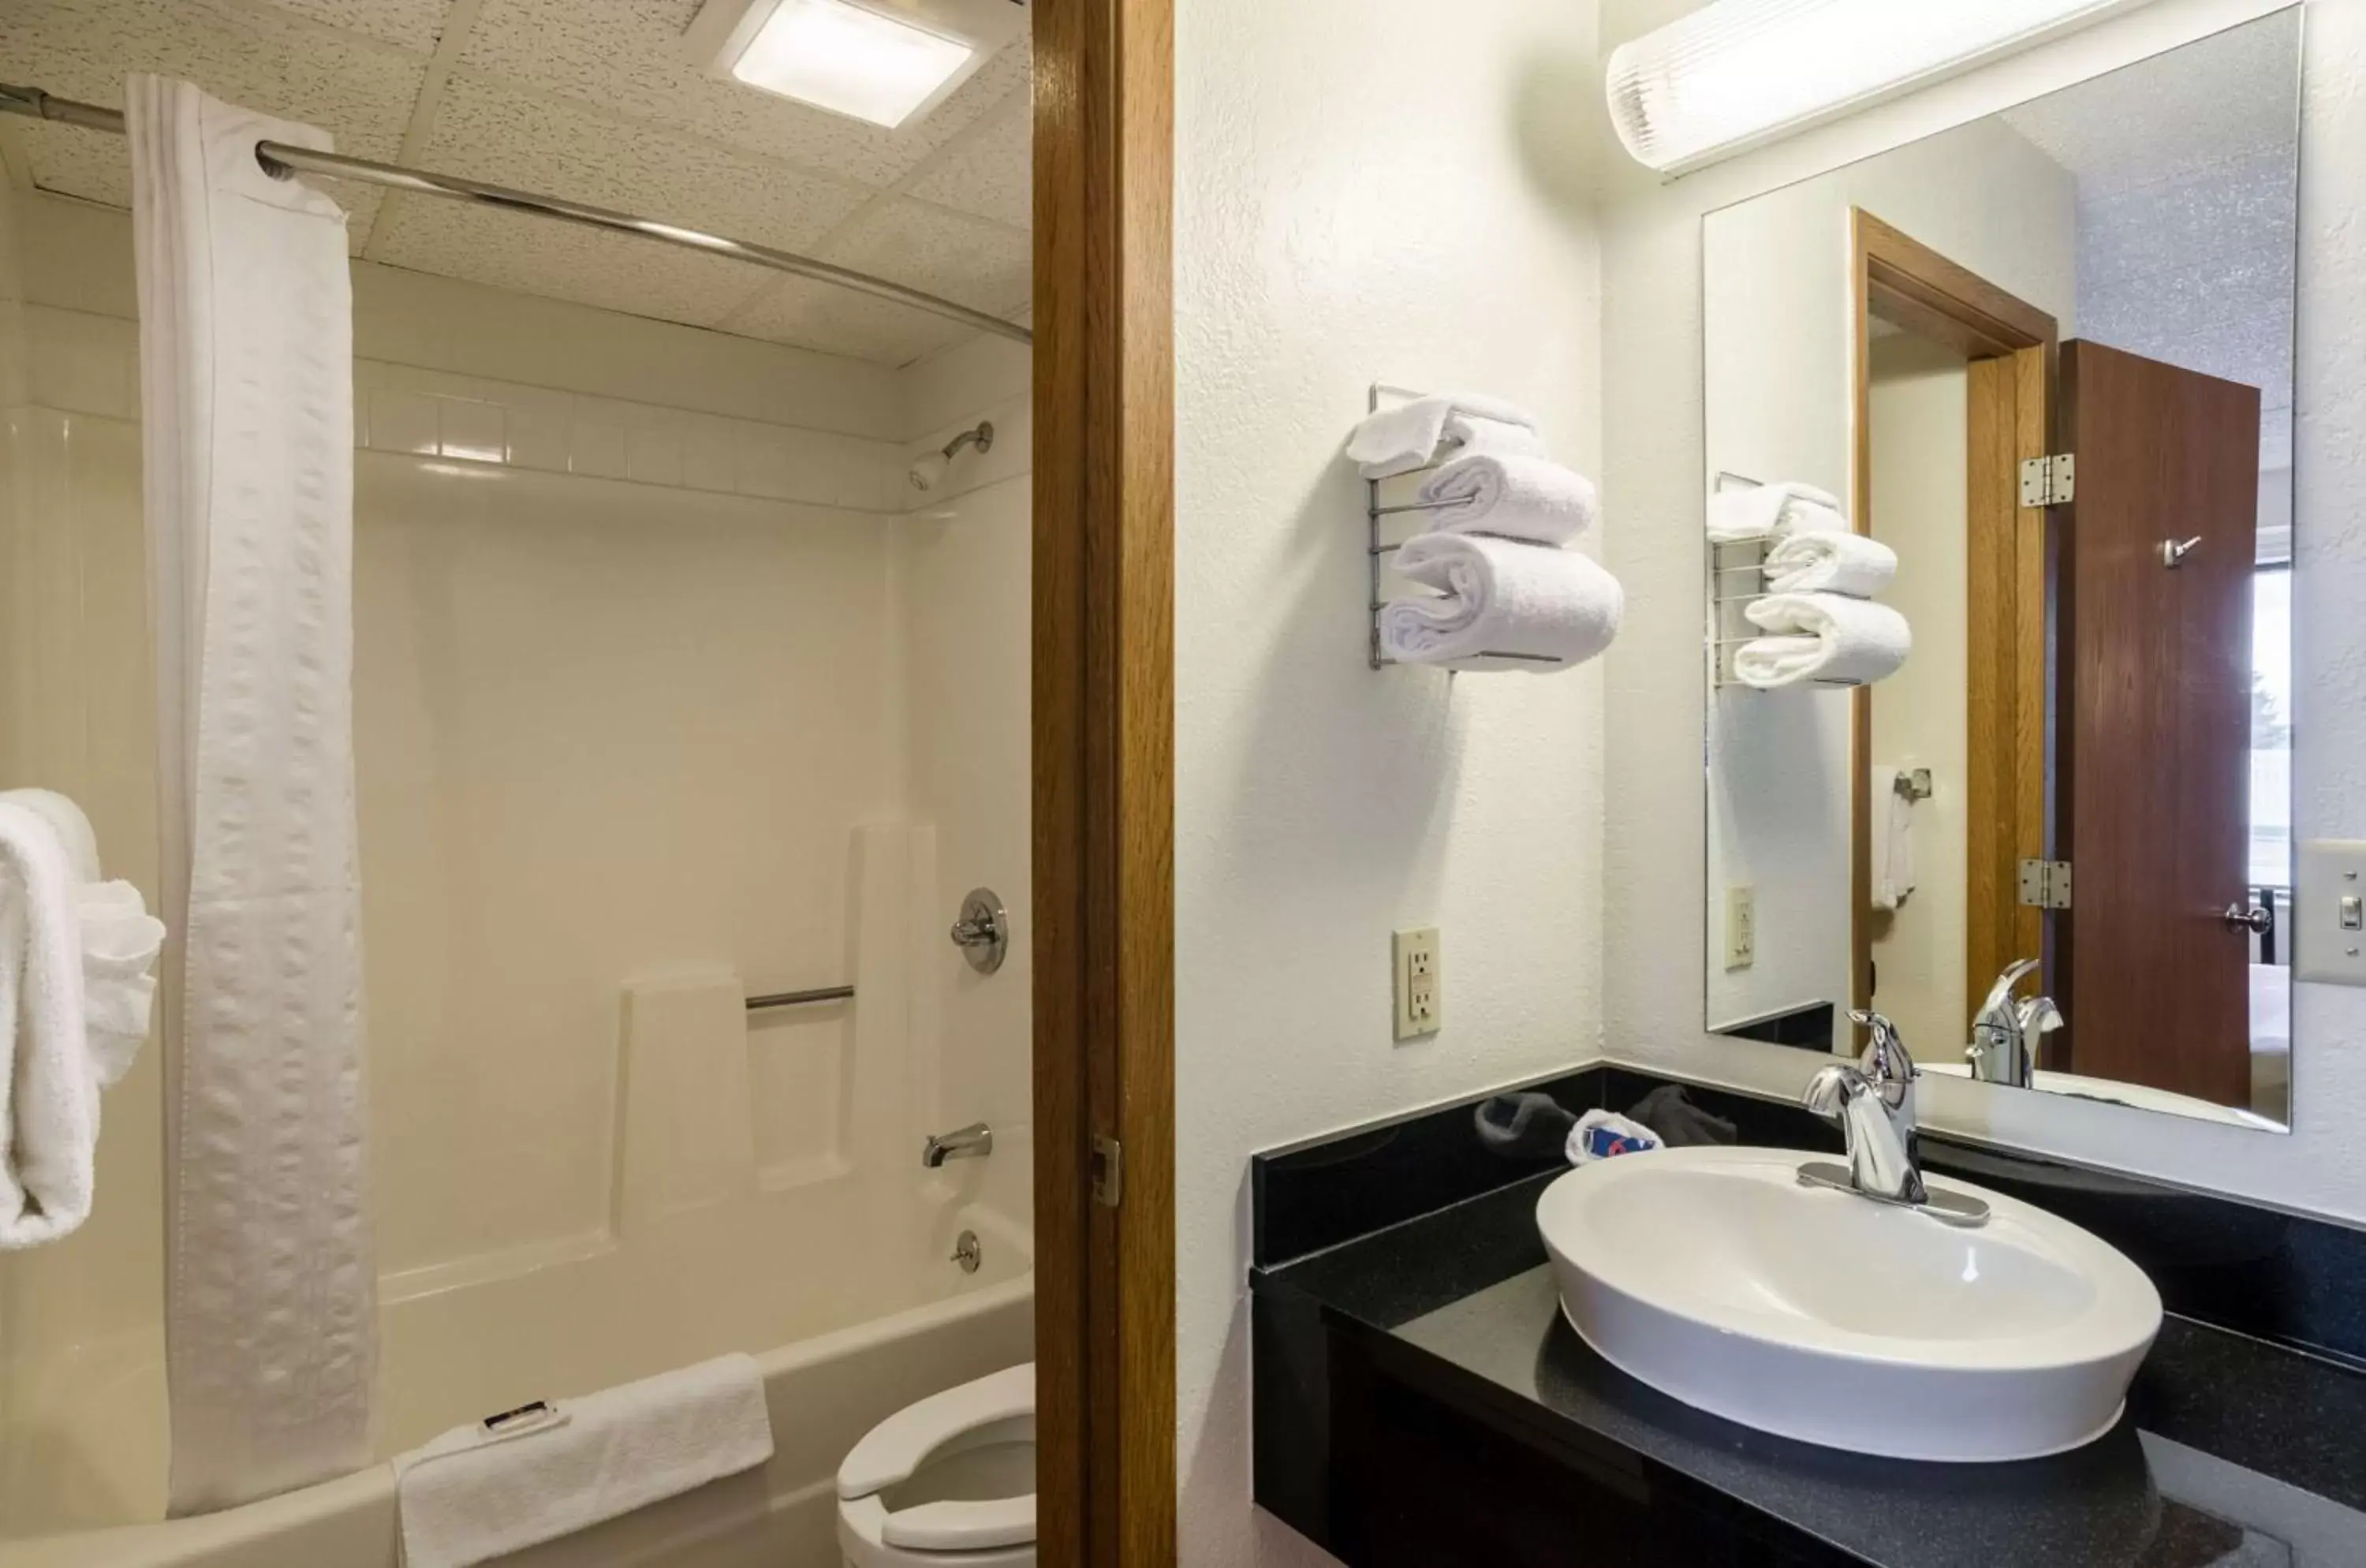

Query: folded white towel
[395,1353,774,1568]
[1416,454,1599,545]
[1707,481,1846,544]
[1347,392,1547,479]
[1764,530,1896,597]
[1735,592,1911,689]
[0,803,98,1249]
[1382,535,1623,672]
[0,790,101,883]
[1870,766,1918,912]
[77,881,165,1088]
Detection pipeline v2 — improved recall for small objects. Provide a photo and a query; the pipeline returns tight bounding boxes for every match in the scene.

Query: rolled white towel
[1735,592,1911,689]
[0,802,96,1249]
[1707,481,1846,544]
[1763,530,1897,597]
[1416,454,1599,545]
[1382,535,1622,672]
[1347,392,1547,479]
[78,882,165,1088]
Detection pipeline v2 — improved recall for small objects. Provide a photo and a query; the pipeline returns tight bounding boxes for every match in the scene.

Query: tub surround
[1249,1064,2366,1566]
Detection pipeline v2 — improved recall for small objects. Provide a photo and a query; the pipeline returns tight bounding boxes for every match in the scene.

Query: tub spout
[922,1122,993,1168]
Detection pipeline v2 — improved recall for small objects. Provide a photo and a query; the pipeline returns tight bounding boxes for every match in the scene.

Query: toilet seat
[838,1363,1035,1564]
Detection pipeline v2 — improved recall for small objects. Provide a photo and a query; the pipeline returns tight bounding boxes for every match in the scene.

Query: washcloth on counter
[1381,535,1623,672]
[1763,530,1896,597]
[1417,453,1599,545]
[1734,592,1910,689]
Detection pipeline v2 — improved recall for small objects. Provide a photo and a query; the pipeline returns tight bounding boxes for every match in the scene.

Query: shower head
[907,420,995,492]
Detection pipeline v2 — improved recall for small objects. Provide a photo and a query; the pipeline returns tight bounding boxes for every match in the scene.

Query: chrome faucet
[921,1122,994,1168]
[1968,957,2062,1088]
[1800,1010,1989,1226]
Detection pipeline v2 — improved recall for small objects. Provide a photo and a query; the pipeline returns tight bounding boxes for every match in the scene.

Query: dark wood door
[2058,341,2260,1107]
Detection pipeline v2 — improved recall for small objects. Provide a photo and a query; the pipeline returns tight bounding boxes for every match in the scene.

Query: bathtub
[0,1185,1032,1568]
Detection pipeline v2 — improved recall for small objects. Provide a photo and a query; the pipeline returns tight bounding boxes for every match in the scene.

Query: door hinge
[1091,1133,1124,1208]
[2019,454,2075,507]
[2018,858,2073,909]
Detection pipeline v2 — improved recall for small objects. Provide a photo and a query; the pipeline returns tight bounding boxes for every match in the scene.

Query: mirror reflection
[1700,11,2301,1130]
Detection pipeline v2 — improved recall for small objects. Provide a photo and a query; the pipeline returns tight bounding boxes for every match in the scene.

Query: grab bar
[745,984,854,1012]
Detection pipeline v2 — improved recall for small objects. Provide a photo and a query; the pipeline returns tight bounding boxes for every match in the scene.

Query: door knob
[2222,902,2272,935]
[2161,536,2203,568]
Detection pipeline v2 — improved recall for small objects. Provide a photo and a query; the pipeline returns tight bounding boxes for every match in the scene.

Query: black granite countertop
[1251,1068,2366,1568]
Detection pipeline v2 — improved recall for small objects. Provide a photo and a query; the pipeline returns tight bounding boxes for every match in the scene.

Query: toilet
[837,1363,1036,1568]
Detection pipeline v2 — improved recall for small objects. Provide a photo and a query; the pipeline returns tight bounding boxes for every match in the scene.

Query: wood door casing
[2058,340,2260,1107]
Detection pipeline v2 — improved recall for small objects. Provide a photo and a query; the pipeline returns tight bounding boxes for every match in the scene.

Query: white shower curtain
[127,75,378,1516]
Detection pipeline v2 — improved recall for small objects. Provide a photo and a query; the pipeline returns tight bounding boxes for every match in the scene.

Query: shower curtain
[128,75,378,1515]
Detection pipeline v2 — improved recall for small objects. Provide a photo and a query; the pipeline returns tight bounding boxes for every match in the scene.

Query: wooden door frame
[1848,211,2055,1032]
[1032,0,1175,1563]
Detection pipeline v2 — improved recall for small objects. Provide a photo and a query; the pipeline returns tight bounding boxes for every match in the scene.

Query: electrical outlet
[1724,886,1756,971]
[1393,927,1442,1040]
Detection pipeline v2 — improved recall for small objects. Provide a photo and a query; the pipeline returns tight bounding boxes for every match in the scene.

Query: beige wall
[0,192,1032,1529]
[1604,0,2366,1222]
[1866,334,1973,1054]
[1172,0,1606,1562]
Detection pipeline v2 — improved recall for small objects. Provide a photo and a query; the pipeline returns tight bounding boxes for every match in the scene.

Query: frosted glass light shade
[1605,0,2159,174]
[730,0,974,128]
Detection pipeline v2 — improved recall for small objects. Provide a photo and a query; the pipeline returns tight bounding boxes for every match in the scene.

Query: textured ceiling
[0,0,1033,366]
[2001,10,2300,469]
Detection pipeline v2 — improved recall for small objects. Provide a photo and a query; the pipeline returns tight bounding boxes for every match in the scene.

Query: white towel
[1382,535,1623,672]
[130,73,378,1512]
[1416,454,1599,545]
[1347,391,1547,478]
[1763,530,1896,597]
[1707,481,1846,543]
[78,881,166,1087]
[1870,767,1917,912]
[1735,592,1911,689]
[0,804,97,1249]
[0,790,102,883]
[394,1353,775,1568]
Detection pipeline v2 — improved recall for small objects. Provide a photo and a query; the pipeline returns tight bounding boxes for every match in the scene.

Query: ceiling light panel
[686,0,1022,130]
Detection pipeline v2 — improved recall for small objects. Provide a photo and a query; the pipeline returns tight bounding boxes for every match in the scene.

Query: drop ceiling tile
[0,0,425,248]
[456,0,1029,190]
[726,274,972,367]
[819,197,1028,315]
[412,75,870,256]
[905,91,1029,230]
[369,195,771,330]
[261,0,455,52]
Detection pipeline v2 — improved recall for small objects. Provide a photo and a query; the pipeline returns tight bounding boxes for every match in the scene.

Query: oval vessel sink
[1536,1145,2161,1462]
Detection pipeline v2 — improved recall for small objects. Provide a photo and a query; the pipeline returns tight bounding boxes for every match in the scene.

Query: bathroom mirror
[1698,10,2301,1131]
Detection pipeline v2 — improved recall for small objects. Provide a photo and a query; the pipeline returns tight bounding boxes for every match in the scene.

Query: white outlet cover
[1393,927,1442,1041]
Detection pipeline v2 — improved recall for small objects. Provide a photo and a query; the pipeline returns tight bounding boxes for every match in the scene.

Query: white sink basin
[1536,1146,2162,1462]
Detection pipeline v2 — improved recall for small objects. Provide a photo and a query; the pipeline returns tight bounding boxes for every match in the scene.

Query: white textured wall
[1603,0,2366,1220]
[1174,0,1605,1561]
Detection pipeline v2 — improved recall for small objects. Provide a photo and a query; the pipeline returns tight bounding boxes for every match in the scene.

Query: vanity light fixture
[1605,0,2161,174]
[683,0,1021,129]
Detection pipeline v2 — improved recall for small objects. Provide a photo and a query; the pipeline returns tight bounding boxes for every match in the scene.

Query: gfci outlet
[1393,927,1442,1041]
[1724,885,1756,971]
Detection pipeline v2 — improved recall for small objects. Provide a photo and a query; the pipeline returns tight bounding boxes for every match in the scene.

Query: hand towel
[394,1353,774,1568]
[1416,454,1599,545]
[130,73,378,1512]
[1763,530,1897,597]
[1347,391,1547,478]
[1381,535,1623,672]
[1474,1092,1577,1161]
[1707,481,1846,543]
[1870,766,1918,912]
[0,802,99,1249]
[1625,1085,1739,1148]
[1734,592,1911,688]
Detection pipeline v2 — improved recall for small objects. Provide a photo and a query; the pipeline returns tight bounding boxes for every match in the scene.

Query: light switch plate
[2296,840,2366,986]
[1393,927,1442,1040]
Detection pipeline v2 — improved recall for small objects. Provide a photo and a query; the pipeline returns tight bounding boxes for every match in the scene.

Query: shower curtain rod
[0,80,1033,345]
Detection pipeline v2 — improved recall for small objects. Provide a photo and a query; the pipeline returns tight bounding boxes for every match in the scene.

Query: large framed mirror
[1700,9,2302,1131]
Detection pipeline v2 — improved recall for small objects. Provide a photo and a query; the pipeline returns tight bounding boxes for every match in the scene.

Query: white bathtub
[0,1187,1031,1568]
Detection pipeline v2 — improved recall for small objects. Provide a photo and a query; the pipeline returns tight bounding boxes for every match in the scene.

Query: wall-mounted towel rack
[746,984,853,1013]
[1707,477,1863,692]
[1364,382,1570,672]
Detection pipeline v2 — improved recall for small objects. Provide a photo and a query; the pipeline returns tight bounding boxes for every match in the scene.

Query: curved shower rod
[0,80,1033,346]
